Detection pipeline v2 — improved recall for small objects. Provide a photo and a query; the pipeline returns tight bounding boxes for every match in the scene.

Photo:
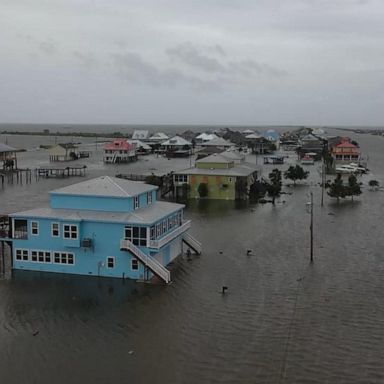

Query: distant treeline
[0,130,129,138]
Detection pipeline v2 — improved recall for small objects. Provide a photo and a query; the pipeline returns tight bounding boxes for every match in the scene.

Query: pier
[35,165,87,179]
[0,168,32,187]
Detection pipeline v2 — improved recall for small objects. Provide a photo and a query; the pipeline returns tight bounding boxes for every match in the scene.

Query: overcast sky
[1,0,383,125]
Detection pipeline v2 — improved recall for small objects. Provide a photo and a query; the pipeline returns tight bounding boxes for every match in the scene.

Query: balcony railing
[149,220,191,249]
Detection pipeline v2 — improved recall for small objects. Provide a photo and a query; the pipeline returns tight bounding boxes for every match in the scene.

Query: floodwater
[1,128,384,383]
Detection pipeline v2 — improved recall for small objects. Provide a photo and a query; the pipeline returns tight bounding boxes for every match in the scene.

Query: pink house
[331,140,360,163]
[103,139,137,163]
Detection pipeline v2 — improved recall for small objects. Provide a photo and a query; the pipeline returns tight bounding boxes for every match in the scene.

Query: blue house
[0,176,201,283]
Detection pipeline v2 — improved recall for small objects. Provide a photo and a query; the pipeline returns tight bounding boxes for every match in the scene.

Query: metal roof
[149,132,169,140]
[132,130,150,140]
[127,139,151,150]
[201,137,234,147]
[220,151,245,161]
[9,201,184,225]
[0,143,17,153]
[196,153,232,164]
[161,136,192,146]
[50,176,157,197]
[196,133,219,141]
[175,162,259,177]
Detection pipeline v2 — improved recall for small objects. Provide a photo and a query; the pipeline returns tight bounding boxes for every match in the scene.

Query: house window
[15,249,28,261]
[53,252,74,265]
[131,259,139,270]
[51,223,59,237]
[147,192,152,205]
[125,226,147,246]
[31,221,39,235]
[68,253,74,264]
[150,226,156,240]
[175,175,188,183]
[107,256,115,268]
[45,252,51,263]
[38,251,44,262]
[134,196,140,210]
[31,251,38,262]
[64,224,78,239]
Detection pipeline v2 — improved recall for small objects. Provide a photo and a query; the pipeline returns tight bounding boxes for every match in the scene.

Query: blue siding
[12,220,148,279]
[50,190,158,213]
[11,184,187,281]
[50,194,134,212]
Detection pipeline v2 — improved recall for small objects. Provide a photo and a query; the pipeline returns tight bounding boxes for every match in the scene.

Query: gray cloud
[167,42,226,73]
[166,42,286,79]
[38,40,58,55]
[73,51,99,69]
[111,52,222,91]
[1,0,384,124]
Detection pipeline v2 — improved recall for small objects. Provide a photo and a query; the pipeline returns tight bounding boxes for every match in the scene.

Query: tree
[145,174,162,186]
[198,182,208,198]
[249,180,268,200]
[369,179,380,191]
[284,165,309,185]
[266,169,282,204]
[323,149,334,173]
[326,174,346,202]
[347,174,361,201]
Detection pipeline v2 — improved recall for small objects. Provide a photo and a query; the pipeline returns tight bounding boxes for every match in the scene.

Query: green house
[173,153,259,200]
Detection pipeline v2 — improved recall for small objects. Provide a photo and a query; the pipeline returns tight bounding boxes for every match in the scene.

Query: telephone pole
[310,192,314,263]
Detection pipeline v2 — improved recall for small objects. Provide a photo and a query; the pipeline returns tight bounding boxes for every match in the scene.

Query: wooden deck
[36,165,87,178]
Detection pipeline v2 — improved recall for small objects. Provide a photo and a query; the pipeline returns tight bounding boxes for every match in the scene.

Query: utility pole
[310,191,314,263]
[306,192,314,263]
[321,161,325,207]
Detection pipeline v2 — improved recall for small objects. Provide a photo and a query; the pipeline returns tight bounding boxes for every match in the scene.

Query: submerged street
[1,128,384,383]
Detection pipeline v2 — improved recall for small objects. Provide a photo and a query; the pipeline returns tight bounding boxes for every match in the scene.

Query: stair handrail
[120,239,171,283]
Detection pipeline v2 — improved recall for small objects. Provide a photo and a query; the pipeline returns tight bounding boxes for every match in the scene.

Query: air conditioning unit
[81,238,92,248]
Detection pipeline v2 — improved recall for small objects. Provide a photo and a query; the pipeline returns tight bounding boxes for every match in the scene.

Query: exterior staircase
[120,239,171,284]
[182,233,202,255]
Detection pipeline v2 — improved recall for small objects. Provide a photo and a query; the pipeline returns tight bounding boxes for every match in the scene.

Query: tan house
[48,144,78,162]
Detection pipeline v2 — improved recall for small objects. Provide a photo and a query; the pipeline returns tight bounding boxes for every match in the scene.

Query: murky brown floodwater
[1,127,384,383]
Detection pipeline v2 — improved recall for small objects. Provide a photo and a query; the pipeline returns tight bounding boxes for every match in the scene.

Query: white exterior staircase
[182,233,202,255]
[120,239,171,284]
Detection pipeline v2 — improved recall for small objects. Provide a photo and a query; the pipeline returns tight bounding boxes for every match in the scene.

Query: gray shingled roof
[10,201,184,225]
[50,176,157,197]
